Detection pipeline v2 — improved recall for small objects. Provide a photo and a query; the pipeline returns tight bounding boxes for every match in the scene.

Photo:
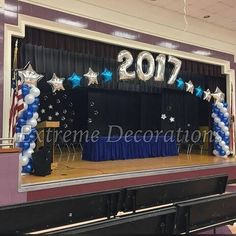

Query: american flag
[9,78,24,138]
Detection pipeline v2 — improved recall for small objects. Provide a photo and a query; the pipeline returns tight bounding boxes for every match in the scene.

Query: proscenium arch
[3,14,235,155]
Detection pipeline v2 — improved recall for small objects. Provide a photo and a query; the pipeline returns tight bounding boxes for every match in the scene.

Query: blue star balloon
[101,68,113,82]
[176,78,184,90]
[195,86,203,98]
[68,72,82,88]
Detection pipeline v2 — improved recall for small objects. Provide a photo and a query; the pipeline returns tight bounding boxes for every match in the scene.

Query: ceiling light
[112,31,139,40]
[158,41,179,49]
[192,50,212,56]
[56,18,88,28]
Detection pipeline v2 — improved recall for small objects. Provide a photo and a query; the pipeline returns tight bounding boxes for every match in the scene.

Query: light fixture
[112,31,139,40]
[56,18,88,28]
[192,50,212,56]
[158,41,179,49]
[203,15,210,19]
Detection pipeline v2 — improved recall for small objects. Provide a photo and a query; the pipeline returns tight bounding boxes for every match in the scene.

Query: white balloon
[226,150,230,156]
[27,118,37,128]
[214,117,220,123]
[225,131,230,136]
[23,103,28,111]
[219,122,225,128]
[224,145,229,151]
[23,148,34,158]
[21,125,31,135]
[24,94,35,105]
[15,133,25,142]
[220,141,226,146]
[217,103,223,109]
[30,86,40,97]
[20,155,29,166]
[223,107,228,113]
[33,112,39,120]
[213,150,219,156]
[30,142,36,149]
[224,112,229,118]
[211,113,216,118]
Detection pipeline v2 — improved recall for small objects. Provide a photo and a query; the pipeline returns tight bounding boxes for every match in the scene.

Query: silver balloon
[30,86,40,97]
[213,150,219,156]
[84,67,99,86]
[167,56,182,84]
[30,142,36,149]
[23,148,34,158]
[226,150,230,156]
[47,73,65,92]
[23,103,28,111]
[224,112,229,118]
[136,51,155,81]
[18,63,44,87]
[225,131,230,136]
[117,50,135,80]
[33,112,39,120]
[15,133,25,142]
[211,87,225,103]
[27,118,37,128]
[185,80,194,94]
[21,125,31,135]
[20,154,29,166]
[203,89,212,102]
[24,94,35,104]
[154,54,166,82]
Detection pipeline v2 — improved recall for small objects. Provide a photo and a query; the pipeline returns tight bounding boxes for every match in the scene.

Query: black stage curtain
[13,27,226,143]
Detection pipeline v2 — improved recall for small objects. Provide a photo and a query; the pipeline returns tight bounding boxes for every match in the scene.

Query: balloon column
[15,64,43,174]
[211,88,230,157]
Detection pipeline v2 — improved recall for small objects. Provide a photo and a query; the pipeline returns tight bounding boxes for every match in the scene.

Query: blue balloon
[220,150,226,156]
[29,133,37,142]
[68,72,82,88]
[214,107,220,114]
[30,128,37,135]
[195,86,203,98]
[20,141,30,150]
[34,97,40,106]
[223,102,228,108]
[101,68,113,83]
[23,111,33,119]
[16,126,21,133]
[22,164,33,173]
[18,118,27,126]
[28,104,39,113]
[22,86,30,97]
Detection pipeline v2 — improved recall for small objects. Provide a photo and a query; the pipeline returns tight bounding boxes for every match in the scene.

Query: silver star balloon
[84,67,99,86]
[203,89,212,102]
[18,63,44,87]
[211,87,225,103]
[47,73,65,92]
[185,80,194,94]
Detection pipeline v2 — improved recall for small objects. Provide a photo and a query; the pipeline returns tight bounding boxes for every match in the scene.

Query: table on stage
[82,136,178,162]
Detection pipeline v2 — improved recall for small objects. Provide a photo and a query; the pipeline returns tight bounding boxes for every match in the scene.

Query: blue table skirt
[82,136,178,162]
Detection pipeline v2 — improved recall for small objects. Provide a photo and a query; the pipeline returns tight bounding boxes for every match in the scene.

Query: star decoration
[41,109,46,114]
[64,123,68,129]
[48,104,53,110]
[203,89,212,102]
[56,99,61,104]
[170,117,175,123]
[63,109,67,114]
[212,87,225,103]
[161,114,167,120]
[55,112,60,116]
[18,63,44,87]
[185,80,194,94]
[195,86,203,98]
[84,67,99,86]
[47,73,65,92]
[68,72,82,88]
[176,78,184,90]
[61,116,66,121]
[187,124,191,127]
[48,116,52,121]
[101,68,113,82]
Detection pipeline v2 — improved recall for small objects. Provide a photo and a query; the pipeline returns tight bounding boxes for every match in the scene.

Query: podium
[36,121,60,162]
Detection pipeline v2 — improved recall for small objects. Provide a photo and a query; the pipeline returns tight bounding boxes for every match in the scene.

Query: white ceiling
[142,0,236,31]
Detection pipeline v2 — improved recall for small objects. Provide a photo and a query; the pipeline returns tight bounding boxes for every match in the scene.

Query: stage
[21,153,236,187]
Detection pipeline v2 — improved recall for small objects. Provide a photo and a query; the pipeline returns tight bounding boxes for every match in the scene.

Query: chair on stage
[188,133,204,155]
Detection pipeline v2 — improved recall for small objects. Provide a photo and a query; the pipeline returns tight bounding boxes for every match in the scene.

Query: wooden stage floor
[21,152,236,185]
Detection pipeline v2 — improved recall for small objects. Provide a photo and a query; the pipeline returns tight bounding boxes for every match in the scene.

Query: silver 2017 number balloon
[154,54,166,82]
[117,50,135,80]
[136,51,155,81]
[167,55,182,84]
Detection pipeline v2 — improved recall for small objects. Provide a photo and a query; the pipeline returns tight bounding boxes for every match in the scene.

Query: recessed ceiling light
[203,15,210,19]
[192,50,212,56]
[112,31,139,40]
[158,41,179,49]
